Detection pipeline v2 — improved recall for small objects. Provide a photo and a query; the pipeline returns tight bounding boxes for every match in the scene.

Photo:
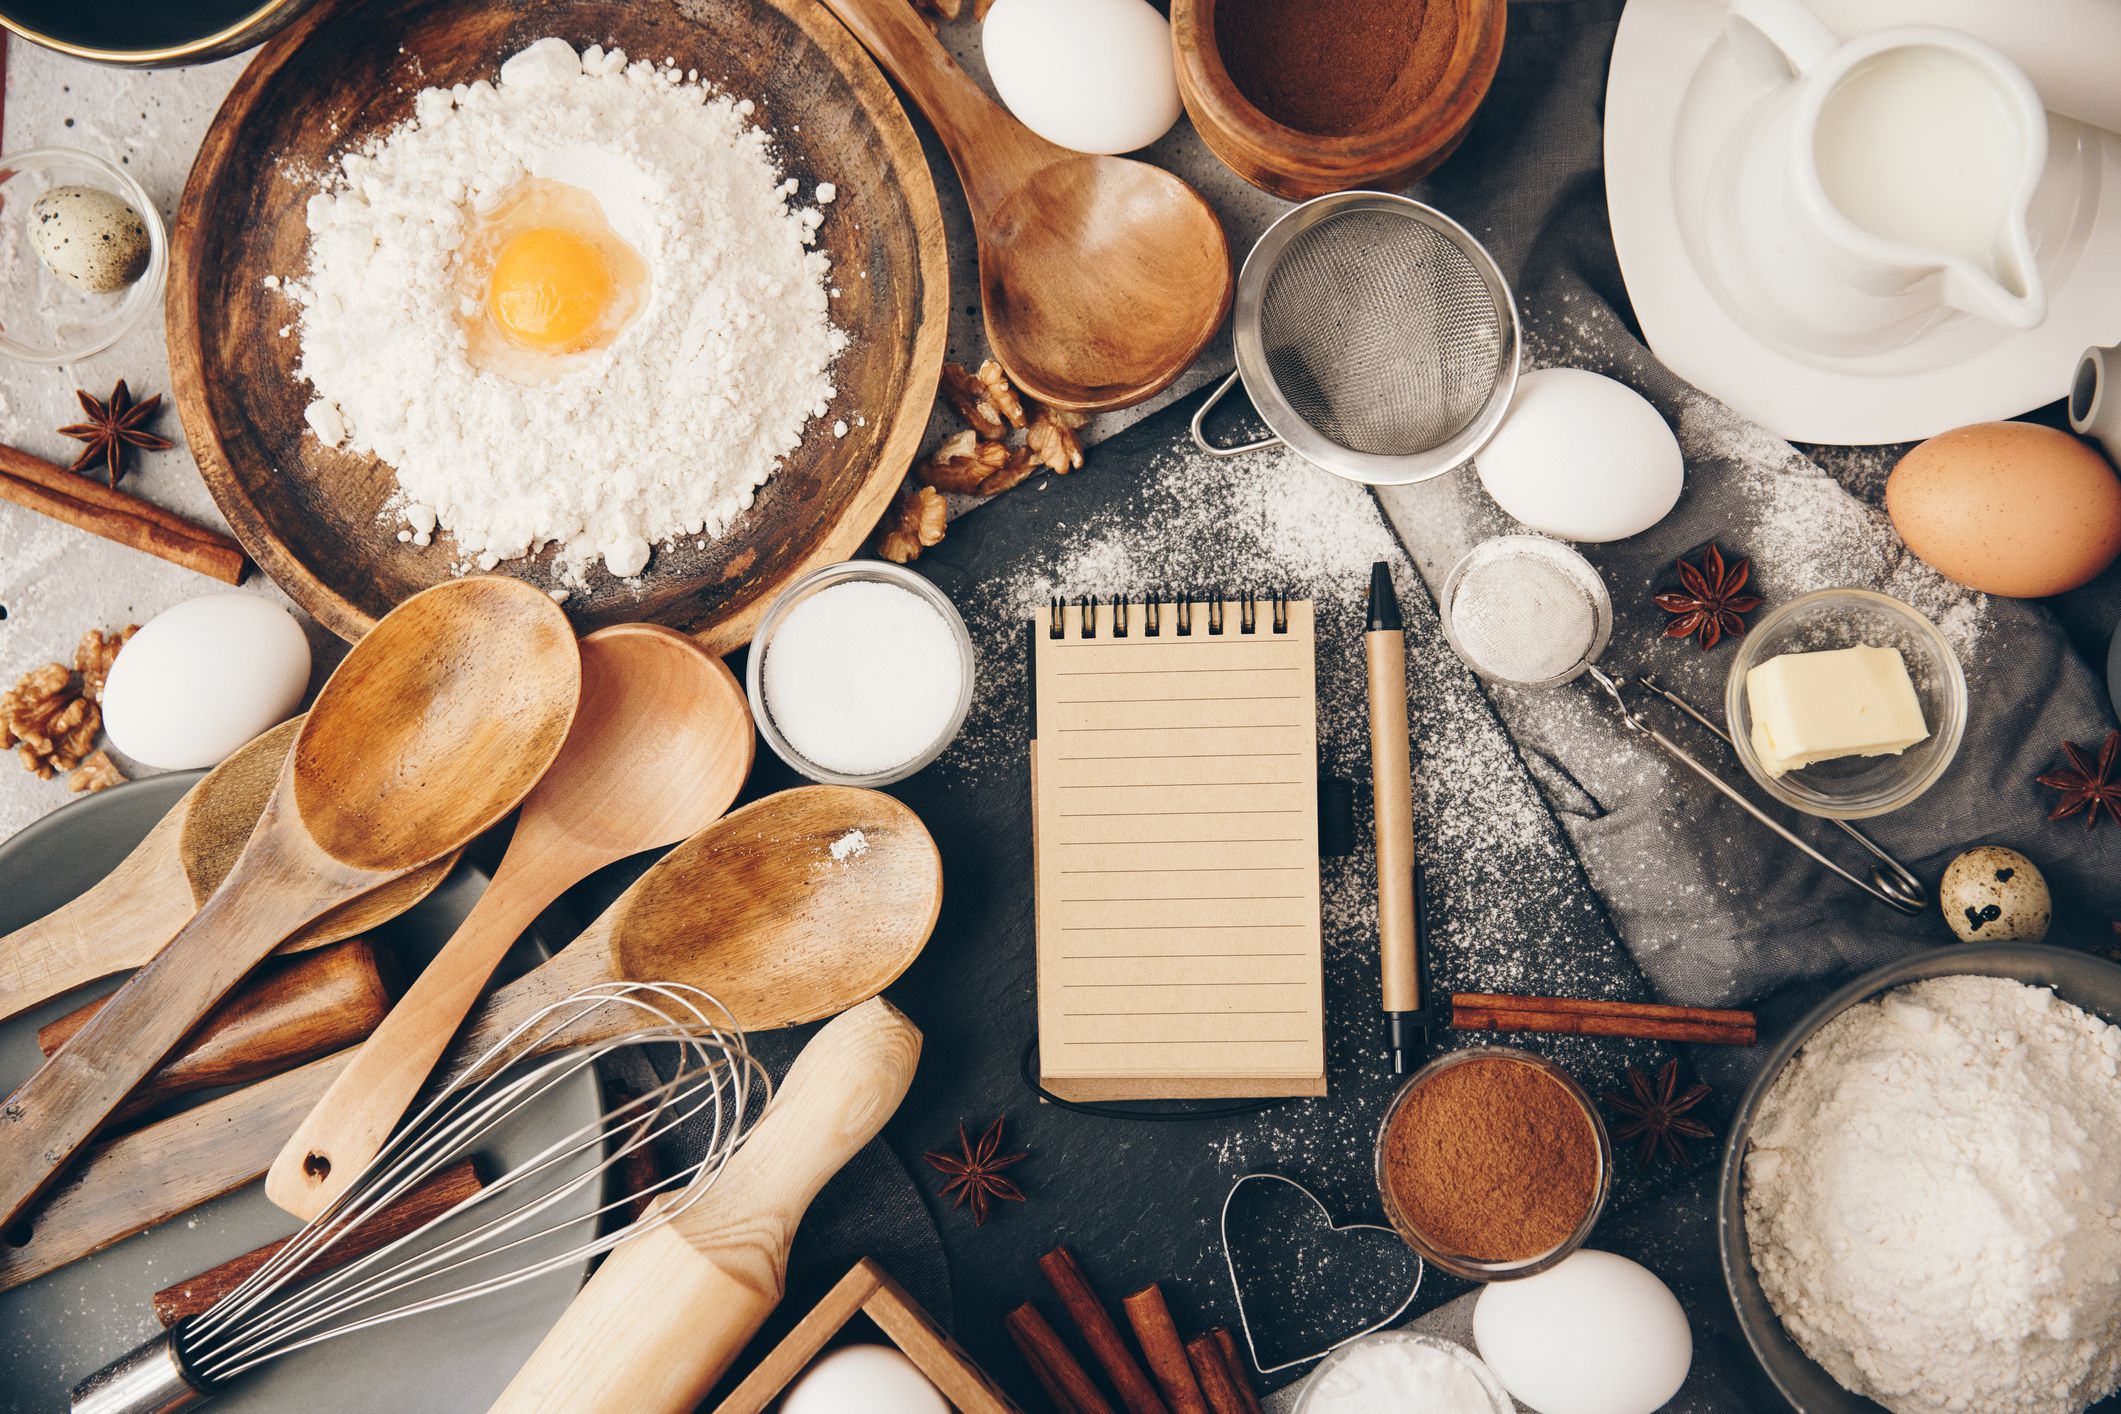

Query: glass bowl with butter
[1725,589,1966,819]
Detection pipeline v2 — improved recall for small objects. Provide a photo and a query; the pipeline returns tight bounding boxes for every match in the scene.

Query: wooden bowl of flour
[167,0,946,651]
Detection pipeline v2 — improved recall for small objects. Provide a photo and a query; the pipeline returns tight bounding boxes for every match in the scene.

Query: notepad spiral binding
[1047,589,1293,639]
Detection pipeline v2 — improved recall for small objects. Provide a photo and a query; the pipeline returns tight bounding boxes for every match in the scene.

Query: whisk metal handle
[488,998,922,1414]
[1190,371,1283,457]
[1591,669,1928,915]
[70,1328,214,1414]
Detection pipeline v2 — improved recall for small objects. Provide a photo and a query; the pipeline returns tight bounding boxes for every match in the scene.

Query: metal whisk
[72,982,768,1414]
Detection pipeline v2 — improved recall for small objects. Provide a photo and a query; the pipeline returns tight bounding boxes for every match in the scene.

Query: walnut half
[876,482,948,564]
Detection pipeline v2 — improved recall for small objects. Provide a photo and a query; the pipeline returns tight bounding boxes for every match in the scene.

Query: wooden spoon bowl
[820,0,1231,413]
[293,576,581,872]
[982,156,1233,411]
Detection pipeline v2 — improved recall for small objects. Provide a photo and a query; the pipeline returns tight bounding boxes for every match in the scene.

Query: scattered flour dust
[281,38,846,584]
[1745,976,2121,1414]
[829,829,870,863]
[1678,392,1990,659]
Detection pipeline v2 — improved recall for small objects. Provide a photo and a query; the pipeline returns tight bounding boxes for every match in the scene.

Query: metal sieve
[1439,536,1928,914]
[1192,192,1519,486]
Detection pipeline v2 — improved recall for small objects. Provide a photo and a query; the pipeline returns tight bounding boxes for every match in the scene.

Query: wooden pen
[1365,562,1430,1073]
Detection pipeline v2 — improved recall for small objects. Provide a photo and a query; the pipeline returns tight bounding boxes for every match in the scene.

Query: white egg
[982,0,1181,155]
[101,595,311,770]
[1475,369,1683,542]
[1473,1250,1692,1414]
[778,1344,948,1414]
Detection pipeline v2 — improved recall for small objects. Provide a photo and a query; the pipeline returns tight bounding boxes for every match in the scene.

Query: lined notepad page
[1032,598,1323,1102]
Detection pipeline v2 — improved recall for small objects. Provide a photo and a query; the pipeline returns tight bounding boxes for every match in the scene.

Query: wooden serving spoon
[818,0,1231,412]
[489,997,921,1414]
[0,717,455,1024]
[266,624,754,1220]
[0,577,581,1232]
[0,785,939,1292]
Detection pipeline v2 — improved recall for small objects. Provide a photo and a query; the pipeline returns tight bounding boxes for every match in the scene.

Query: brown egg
[1886,422,2121,597]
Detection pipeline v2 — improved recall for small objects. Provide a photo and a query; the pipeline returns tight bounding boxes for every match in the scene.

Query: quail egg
[1939,845,2050,943]
[31,184,152,294]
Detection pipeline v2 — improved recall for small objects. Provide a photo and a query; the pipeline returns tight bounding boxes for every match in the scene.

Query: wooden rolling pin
[488,997,922,1414]
[36,940,394,1122]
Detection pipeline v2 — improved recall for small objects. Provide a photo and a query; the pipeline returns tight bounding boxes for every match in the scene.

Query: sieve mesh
[1256,207,1507,457]
[1445,539,1609,684]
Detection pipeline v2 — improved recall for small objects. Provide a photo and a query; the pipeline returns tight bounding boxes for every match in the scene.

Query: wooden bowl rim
[1172,0,1506,175]
[166,0,948,653]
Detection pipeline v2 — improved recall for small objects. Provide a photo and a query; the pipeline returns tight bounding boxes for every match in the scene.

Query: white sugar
[762,581,960,776]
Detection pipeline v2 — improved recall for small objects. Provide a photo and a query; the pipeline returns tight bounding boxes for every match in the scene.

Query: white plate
[1605,0,2121,444]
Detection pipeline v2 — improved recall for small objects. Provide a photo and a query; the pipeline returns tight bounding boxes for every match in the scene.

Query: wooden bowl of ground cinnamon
[1171,0,1506,200]
[1375,1047,1610,1281]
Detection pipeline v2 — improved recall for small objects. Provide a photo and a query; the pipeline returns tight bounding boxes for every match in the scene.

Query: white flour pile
[1744,976,2121,1414]
[281,38,845,583]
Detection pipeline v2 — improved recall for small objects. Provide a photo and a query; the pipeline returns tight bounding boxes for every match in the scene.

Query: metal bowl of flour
[1718,943,2121,1414]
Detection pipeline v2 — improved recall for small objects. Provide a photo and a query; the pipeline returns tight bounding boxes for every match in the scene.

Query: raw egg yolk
[487,227,613,352]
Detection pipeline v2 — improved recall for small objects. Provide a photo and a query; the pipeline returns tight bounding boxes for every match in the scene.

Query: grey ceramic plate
[0,774,600,1411]
[1718,943,2121,1414]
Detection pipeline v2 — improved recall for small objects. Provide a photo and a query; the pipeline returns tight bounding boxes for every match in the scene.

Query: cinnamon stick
[151,1159,482,1325]
[1207,1329,1262,1414]
[1184,1334,1249,1414]
[1039,1247,1169,1414]
[1449,992,1756,1047]
[1121,1285,1210,1414]
[0,442,247,585]
[1006,1302,1114,1414]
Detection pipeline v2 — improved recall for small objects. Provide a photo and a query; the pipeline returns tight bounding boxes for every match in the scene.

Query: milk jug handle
[1727,0,1838,77]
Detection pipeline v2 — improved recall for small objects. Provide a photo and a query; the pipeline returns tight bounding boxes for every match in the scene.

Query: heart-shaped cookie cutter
[1220,1171,1425,1375]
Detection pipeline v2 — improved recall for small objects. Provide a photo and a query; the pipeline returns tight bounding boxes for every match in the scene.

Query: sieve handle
[1191,371,1283,458]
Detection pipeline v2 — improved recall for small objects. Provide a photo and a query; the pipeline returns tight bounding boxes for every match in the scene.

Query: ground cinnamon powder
[1381,1054,1599,1263]
[1212,0,1460,137]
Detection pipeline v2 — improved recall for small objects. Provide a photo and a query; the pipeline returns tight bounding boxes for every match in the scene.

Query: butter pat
[1745,645,1928,778]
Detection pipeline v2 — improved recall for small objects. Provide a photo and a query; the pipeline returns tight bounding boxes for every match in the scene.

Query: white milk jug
[1708,0,2048,355]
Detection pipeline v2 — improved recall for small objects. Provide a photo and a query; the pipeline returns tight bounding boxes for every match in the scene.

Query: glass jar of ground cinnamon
[1375,1047,1611,1281]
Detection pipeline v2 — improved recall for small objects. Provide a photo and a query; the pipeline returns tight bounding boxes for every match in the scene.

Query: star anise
[924,1115,1027,1226]
[2036,731,2121,831]
[57,379,173,487]
[1653,543,1761,650]
[1603,1060,1714,1169]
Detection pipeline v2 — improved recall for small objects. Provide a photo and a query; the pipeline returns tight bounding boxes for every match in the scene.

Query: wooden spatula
[0,716,455,1023]
[0,786,939,1291]
[488,996,922,1414]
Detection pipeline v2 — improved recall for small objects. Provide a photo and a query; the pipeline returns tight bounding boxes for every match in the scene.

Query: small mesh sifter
[1440,536,1928,914]
[1192,192,1519,486]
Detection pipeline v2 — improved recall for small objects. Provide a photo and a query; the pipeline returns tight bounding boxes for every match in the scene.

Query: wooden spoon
[817,0,1231,412]
[0,577,581,1232]
[0,785,939,1291]
[489,997,921,1414]
[0,717,455,1023]
[266,624,752,1218]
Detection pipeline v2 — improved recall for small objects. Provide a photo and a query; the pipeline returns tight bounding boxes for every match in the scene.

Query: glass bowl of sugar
[747,560,975,787]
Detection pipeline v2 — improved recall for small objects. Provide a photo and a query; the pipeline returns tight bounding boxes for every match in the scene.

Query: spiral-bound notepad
[1030,594,1324,1102]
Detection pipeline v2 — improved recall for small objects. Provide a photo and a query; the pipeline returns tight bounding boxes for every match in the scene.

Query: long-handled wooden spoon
[266,623,753,1220]
[0,577,581,1232]
[818,0,1231,412]
[0,717,455,1023]
[0,785,938,1291]
[490,996,921,1414]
